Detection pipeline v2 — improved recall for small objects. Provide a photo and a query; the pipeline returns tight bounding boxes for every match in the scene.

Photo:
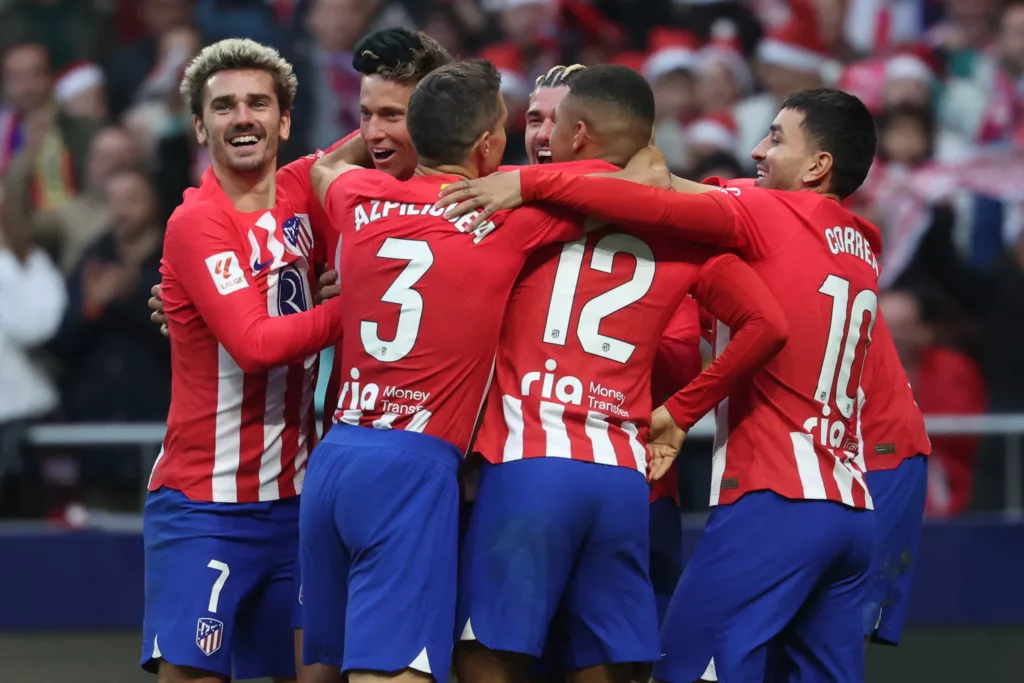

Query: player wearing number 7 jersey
[441,88,883,683]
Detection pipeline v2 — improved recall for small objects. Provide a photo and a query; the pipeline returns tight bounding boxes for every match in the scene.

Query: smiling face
[525,85,568,164]
[359,75,418,180]
[750,107,822,192]
[195,69,289,176]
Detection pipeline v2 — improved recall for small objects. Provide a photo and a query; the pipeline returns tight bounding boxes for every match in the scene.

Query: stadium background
[0,0,1022,680]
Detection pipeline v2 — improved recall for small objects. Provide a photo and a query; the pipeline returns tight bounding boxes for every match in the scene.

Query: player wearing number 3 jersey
[454,88,883,683]
[297,61,606,683]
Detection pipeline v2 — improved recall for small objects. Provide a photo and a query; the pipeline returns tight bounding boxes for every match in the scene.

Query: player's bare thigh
[457,640,533,683]
[567,662,635,683]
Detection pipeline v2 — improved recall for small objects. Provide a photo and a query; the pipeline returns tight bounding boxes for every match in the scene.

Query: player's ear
[803,151,833,189]
[572,121,587,153]
[279,108,292,142]
[472,129,491,165]
[193,115,207,146]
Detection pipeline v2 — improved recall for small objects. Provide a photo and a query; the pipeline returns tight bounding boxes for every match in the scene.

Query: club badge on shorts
[196,617,224,655]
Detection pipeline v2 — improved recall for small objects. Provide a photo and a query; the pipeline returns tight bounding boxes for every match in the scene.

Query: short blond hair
[179,39,298,118]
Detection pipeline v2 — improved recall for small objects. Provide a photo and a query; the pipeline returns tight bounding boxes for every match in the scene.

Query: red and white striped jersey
[859,311,931,471]
[692,180,881,510]
[515,169,881,510]
[322,166,594,454]
[472,219,774,474]
[151,167,344,503]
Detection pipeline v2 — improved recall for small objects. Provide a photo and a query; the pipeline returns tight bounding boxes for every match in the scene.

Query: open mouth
[756,167,767,178]
[372,148,396,162]
[537,149,552,164]
[230,134,260,148]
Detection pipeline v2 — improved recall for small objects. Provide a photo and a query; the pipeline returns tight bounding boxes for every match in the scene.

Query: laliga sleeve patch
[205,251,248,295]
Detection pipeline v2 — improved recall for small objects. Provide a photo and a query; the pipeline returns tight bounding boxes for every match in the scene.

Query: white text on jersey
[824,225,879,276]
[520,359,629,418]
[352,200,498,243]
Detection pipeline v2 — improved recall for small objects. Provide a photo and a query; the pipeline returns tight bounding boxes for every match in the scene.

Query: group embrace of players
[142,26,932,683]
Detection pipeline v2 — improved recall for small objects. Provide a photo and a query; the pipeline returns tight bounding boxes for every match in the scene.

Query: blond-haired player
[141,39,346,683]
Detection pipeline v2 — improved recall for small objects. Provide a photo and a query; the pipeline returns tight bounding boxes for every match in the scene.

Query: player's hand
[614,146,671,191]
[433,170,523,231]
[315,267,340,305]
[149,283,168,337]
[646,405,685,481]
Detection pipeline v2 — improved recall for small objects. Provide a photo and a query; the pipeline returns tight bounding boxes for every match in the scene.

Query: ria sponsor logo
[520,360,629,418]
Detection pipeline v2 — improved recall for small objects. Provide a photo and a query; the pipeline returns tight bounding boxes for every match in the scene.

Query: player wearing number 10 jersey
[454,66,789,683]
[498,88,882,683]
[297,61,605,683]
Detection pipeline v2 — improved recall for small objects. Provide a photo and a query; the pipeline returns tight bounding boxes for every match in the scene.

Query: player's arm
[310,133,374,208]
[164,207,344,373]
[659,254,789,431]
[435,167,744,250]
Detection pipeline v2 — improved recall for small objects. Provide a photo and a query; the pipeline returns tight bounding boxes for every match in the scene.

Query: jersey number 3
[360,237,434,363]
[542,233,655,363]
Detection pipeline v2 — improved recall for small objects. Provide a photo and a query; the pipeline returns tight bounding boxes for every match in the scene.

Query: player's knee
[349,668,435,683]
[456,640,533,683]
[156,660,228,683]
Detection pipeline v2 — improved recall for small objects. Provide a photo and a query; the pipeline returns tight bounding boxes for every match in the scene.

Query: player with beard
[142,39,349,683]
[439,87,881,683]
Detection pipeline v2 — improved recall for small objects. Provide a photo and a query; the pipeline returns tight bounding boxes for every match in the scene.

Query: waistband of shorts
[323,424,462,471]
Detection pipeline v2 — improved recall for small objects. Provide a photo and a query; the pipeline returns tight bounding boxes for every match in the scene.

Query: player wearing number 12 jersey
[453,66,789,683]
[298,61,608,683]
[472,88,883,683]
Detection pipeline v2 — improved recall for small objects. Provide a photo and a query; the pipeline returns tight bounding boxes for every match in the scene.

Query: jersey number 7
[541,233,656,364]
[360,237,434,363]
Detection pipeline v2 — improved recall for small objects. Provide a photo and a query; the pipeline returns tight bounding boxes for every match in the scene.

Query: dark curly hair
[351,28,453,84]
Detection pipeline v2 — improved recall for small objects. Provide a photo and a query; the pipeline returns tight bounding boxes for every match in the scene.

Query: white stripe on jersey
[213,345,244,503]
[407,409,432,433]
[709,321,731,506]
[372,413,399,430]
[790,431,827,500]
[621,421,646,473]
[831,453,856,506]
[584,411,617,466]
[539,401,572,458]
[502,396,524,462]
[260,270,287,501]
[341,409,362,425]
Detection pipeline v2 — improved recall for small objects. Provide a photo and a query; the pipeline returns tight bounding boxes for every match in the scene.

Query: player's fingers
[437,181,471,200]
[151,284,161,298]
[318,269,339,286]
[320,284,341,300]
[150,310,167,324]
[147,296,162,312]
[465,206,496,232]
[161,323,169,338]
[442,198,482,220]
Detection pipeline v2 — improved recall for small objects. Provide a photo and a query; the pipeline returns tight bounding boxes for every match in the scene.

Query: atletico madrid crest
[196,617,224,656]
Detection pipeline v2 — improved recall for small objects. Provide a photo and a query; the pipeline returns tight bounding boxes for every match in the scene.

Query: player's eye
[360,110,371,120]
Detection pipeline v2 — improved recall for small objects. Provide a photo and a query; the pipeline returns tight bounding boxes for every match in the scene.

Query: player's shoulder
[166,191,234,241]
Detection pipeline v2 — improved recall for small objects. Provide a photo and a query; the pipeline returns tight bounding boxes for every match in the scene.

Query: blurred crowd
[0,0,1021,519]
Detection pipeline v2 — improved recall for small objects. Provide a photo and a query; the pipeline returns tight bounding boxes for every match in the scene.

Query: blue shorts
[299,425,460,680]
[458,458,659,671]
[656,491,874,683]
[649,496,683,625]
[862,454,928,646]
[141,486,299,679]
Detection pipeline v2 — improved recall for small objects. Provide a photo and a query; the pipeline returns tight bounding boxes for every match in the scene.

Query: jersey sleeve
[501,205,585,251]
[519,167,746,252]
[661,254,789,430]
[163,205,344,374]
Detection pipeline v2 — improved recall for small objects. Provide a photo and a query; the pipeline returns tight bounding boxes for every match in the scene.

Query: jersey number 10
[815,274,878,421]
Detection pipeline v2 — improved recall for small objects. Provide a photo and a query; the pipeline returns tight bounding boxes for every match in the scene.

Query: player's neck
[212,162,277,212]
[417,164,477,180]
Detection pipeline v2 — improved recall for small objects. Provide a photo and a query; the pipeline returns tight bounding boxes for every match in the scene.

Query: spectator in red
[881,288,987,516]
